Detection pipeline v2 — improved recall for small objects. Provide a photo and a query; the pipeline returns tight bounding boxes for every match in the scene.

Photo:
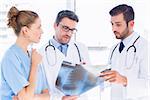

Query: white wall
[75,0,150,65]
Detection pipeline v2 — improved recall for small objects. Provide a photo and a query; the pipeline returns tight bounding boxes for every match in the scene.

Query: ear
[21,26,30,37]
[129,20,134,27]
[54,23,58,29]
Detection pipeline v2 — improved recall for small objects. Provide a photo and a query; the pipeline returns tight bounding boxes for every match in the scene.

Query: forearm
[18,64,38,99]
[26,64,38,95]
[13,93,50,100]
[34,93,50,100]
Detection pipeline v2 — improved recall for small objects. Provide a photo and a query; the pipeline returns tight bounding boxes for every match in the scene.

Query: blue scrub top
[0,44,48,100]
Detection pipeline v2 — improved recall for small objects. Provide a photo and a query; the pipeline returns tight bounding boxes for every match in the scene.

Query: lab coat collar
[120,32,140,53]
[122,31,136,46]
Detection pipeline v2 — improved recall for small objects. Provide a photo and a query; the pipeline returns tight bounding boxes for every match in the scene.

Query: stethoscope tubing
[45,40,82,66]
[110,36,140,66]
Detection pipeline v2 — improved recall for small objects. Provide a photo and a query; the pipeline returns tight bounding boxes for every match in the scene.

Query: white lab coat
[108,32,150,100]
[40,40,101,100]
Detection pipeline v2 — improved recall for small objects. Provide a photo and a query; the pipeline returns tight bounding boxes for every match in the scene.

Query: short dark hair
[109,4,134,23]
[55,10,79,25]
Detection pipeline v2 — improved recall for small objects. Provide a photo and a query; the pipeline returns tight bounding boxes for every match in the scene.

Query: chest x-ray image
[56,61,104,96]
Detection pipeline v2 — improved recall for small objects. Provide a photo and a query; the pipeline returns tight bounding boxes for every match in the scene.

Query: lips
[38,36,41,40]
[114,31,119,34]
[114,31,120,35]
[64,35,70,39]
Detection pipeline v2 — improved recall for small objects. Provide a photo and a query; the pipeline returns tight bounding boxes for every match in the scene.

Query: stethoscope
[45,40,82,66]
[110,36,140,69]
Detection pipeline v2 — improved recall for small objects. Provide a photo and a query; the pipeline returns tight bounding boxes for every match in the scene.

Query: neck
[126,30,134,39]
[53,36,62,44]
[122,30,134,41]
[16,36,30,53]
[129,30,134,35]
[53,36,59,42]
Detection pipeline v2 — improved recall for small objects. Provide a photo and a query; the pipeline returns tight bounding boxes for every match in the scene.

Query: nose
[112,25,117,32]
[66,31,73,36]
[41,29,43,34]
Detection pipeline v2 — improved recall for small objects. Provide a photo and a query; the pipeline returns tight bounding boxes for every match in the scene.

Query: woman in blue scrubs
[0,6,50,100]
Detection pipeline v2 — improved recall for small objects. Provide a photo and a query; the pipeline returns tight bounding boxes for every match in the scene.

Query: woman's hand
[62,95,78,100]
[31,49,42,66]
[12,96,19,100]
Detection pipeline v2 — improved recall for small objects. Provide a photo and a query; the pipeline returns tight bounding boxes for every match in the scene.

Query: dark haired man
[100,4,149,100]
[40,10,95,100]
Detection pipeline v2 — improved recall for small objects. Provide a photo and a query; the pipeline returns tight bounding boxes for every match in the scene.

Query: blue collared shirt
[51,38,68,55]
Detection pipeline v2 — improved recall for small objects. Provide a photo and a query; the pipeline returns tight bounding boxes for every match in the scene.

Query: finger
[12,96,18,100]
[103,74,116,80]
[99,72,112,77]
[69,96,78,99]
[106,76,116,82]
[102,70,116,75]
[32,48,36,51]
[32,49,38,54]
[108,78,116,82]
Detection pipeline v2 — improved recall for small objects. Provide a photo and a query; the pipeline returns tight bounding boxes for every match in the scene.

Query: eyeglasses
[59,23,77,34]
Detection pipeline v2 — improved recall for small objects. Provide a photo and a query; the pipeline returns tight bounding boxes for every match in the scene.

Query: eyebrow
[111,21,122,24]
[115,22,122,24]
[60,23,69,27]
[61,24,76,29]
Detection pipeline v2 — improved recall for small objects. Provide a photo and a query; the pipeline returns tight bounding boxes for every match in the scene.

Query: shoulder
[2,45,16,60]
[139,36,148,44]
[1,45,19,69]
[136,36,148,48]
[73,41,88,49]
[132,32,147,45]
[137,36,149,53]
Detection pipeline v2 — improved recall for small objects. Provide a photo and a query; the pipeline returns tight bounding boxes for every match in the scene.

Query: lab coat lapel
[65,41,80,64]
[122,33,139,54]
[41,43,65,92]
[121,33,139,68]
[110,43,123,69]
[112,33,140,73]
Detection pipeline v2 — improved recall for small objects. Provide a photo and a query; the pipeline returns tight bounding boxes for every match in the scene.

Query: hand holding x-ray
[56,61,104,96]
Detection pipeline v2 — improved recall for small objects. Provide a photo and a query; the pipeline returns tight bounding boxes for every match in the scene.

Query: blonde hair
[7,6,39,36]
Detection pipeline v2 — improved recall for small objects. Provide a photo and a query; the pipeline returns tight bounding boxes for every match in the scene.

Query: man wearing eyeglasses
[40,10,95,100]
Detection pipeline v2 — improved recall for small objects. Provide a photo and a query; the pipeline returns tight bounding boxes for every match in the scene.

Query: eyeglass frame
[58,23,77,34]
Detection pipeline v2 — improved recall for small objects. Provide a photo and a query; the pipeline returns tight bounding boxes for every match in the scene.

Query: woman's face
[27,17,43,43]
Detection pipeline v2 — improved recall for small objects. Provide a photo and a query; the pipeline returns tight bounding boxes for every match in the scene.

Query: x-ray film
[56,61,104,96]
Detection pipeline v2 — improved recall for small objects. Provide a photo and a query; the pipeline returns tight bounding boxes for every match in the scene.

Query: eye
[62,26,69,30]
[62,26,70,32]
[116,24,121,27]
[111,22,113,26]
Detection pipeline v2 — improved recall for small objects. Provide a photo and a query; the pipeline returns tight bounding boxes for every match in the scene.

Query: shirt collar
[50,37,61,48]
